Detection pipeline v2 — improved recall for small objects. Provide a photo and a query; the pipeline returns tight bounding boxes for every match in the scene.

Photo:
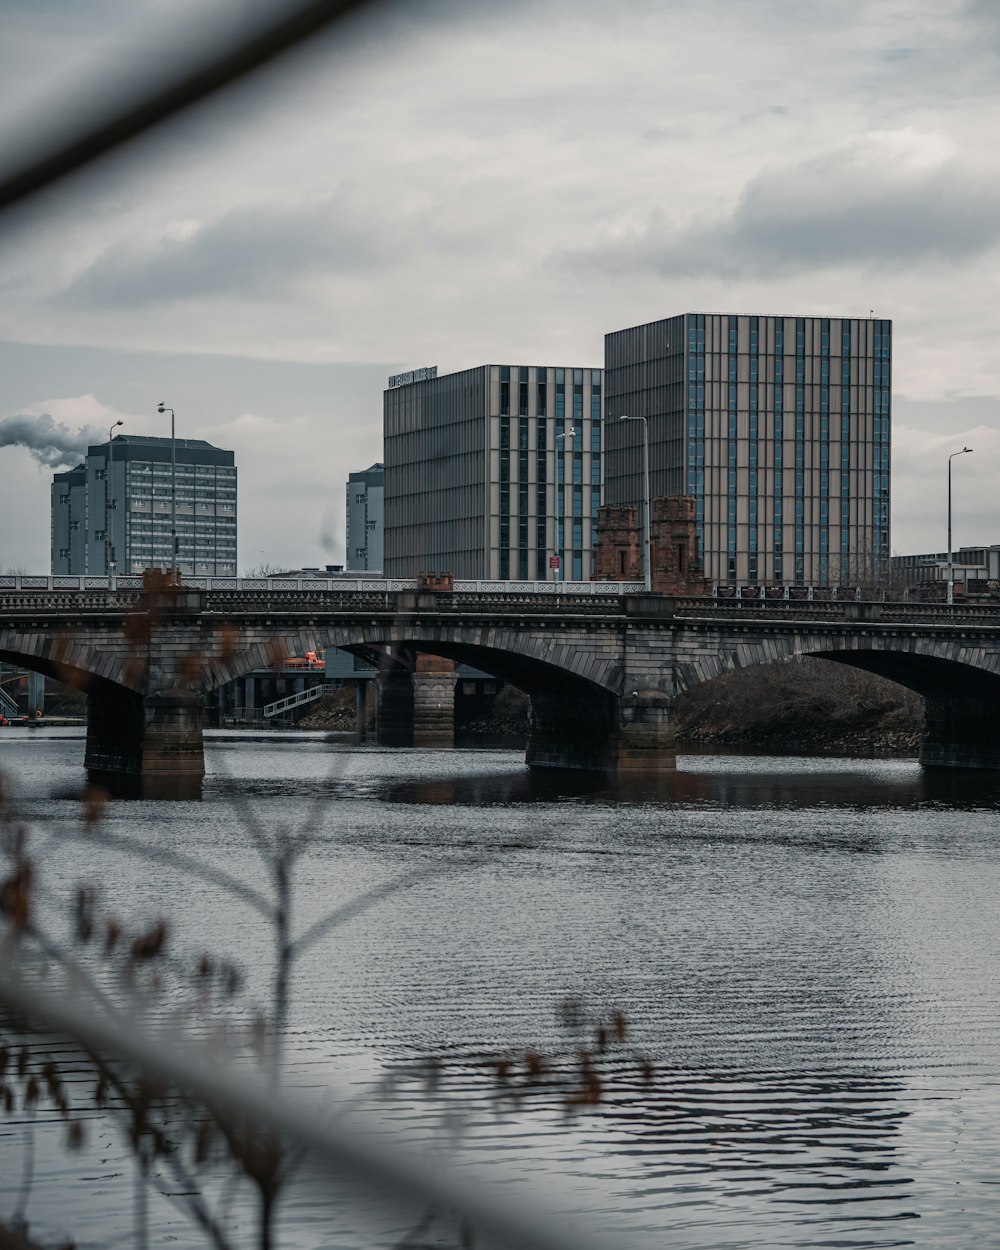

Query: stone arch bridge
[2,576,1000,796]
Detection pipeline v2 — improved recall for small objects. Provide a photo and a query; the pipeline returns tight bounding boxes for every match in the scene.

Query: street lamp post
[620,415,652,592]
[157,403,177,580]
[554,427,576,583]
[105,419,124,577]
[947,446,973,605]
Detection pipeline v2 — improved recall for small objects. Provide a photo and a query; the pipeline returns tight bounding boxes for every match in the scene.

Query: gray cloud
[0,412,103,467]
[65,199,385,308]
[560,137,1000,280]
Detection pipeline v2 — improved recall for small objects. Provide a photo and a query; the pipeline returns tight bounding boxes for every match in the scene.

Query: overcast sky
[1,0,998,572]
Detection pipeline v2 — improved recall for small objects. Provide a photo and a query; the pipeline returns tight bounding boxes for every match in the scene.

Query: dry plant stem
[58,824,272,918]
[2,745,494,1250]
[11,1110,34,1236]
[289,861,465,960]
[45,1031,236,1250]
[134,1149,148,1250]
[1,974,608,1250]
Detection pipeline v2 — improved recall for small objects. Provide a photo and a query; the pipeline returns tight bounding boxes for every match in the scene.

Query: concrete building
[51,434,237,576]
[604,313,891,585]
[893,545,1000,592]
[384,364,604,580]
[346,462,384,573]
[51,463,88,575]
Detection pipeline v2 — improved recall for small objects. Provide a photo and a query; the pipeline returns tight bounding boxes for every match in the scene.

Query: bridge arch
[211,621,624,772]
[0,634,138,699]
[672,630,1000,771]
[211,620,623,698]
[672,632,1000,699]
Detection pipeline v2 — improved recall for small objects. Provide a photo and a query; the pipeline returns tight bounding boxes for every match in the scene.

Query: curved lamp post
[105,418,123,576]
[619,415,651,592]
[157,402,177,579]
[947,446,973,605]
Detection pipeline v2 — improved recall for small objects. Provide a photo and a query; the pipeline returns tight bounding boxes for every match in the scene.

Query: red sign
[549,555,561,569]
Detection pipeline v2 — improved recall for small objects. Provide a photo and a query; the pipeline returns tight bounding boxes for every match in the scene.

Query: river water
[2,727,1000,1249]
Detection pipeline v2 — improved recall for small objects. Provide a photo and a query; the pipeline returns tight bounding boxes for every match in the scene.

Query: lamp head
[157,403,166,413]
[964,446,973,453]
[114,419,123,428]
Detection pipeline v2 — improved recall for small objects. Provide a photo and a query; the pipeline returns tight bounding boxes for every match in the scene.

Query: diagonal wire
[0,0,389,215]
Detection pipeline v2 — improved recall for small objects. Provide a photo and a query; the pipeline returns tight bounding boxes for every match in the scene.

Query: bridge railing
[670,596,1000,623]
[5,576,1000,625]
[0,574,646,595]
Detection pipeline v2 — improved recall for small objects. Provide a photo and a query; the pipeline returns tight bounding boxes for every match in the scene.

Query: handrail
[262,683,332,718]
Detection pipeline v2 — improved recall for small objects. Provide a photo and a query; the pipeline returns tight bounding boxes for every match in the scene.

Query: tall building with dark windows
[345,462,384,572]
[51,434,237,576]
[604,314,891,585]
[383,364,603,580]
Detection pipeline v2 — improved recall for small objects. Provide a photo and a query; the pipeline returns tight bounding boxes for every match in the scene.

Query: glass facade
[384,363,603,580]
[604,313,891,585]
[51,435,237,576]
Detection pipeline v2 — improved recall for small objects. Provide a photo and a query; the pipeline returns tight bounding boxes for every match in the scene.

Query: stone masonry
[4,584,1000,793]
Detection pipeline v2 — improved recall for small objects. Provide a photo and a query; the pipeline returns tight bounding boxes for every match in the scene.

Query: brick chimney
[593,505,642,581]
[593,497,710,593]
[650,496,710,594]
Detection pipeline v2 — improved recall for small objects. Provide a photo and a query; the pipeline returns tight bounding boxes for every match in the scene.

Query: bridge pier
[413,657,458,747]
[613,693,679,772]
[85,687,205,799]
[376,667,414,747]
[526,690,617,771]
[82,576,207,799]
[526,690,678,774]
[922,695,1000,770]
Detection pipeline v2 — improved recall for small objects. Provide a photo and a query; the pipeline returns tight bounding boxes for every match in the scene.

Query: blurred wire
[0,973,609,1250]
[0,0,386,215]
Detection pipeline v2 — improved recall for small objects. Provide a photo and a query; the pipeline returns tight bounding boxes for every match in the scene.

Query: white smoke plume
[0,413,106,469]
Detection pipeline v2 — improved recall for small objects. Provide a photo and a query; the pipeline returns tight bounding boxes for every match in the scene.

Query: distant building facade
[604,313,891,585]
[51,434,237,576]
[346,462,384,573]
[892,545,1000,590]
[384,364,604,580]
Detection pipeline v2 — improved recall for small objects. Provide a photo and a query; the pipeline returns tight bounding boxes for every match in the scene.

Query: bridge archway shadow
[293,637,621,773]
[676,642,1000,771]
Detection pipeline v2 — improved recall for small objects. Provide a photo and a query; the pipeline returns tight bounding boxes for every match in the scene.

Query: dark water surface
[2,728,1000,1248]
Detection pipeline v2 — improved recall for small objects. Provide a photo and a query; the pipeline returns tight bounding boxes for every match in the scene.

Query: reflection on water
[2,728,1000,1248]
[386,752,1000,812]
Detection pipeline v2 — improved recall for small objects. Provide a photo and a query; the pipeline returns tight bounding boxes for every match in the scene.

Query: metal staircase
[0,686,18,718]
[262,683,333,719]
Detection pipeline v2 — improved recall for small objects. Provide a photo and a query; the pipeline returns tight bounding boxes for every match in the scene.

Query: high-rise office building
[51,434,237,576]
[384,364,604,580]
[604,313,891,585]
[346,462,384,572]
